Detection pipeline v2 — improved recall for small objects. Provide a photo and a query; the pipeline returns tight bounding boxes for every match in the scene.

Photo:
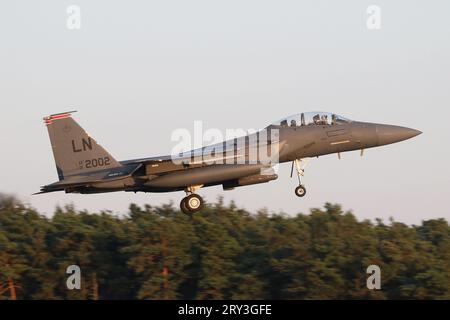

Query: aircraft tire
[180,198,192,215]
[295,185,307,198]
[185,194,204,213]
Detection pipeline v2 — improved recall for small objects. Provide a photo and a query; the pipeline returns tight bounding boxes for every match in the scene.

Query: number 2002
[85,157,111,169]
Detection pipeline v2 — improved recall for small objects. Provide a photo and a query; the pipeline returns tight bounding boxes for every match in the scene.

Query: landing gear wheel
[180,194,204,214]
[295,185,307,198]
[180,198,191,215]
[186,194,204,212]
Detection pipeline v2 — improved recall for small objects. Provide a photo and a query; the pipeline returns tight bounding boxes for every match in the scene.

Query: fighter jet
[37,111,421,214]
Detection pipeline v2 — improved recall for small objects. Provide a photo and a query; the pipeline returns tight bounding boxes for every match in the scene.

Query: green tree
[1,193,450,300]
[124,203,196,300]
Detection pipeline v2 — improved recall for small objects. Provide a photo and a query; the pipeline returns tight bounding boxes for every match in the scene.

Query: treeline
[0,194,449,300]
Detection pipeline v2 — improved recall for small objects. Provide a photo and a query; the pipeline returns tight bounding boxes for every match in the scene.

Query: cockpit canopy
[271,112,352,127]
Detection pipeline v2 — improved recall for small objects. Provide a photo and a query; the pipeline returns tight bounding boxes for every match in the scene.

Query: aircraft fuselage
[39,111,421,214]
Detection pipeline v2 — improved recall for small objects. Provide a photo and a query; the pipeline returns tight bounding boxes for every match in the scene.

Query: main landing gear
[291,158,310,198]
[180,185,204,215]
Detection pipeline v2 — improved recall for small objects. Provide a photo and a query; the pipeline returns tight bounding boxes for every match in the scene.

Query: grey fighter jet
[37,111,421,214]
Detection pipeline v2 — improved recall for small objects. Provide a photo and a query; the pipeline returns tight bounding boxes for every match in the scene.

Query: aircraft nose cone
[376,124,422,146]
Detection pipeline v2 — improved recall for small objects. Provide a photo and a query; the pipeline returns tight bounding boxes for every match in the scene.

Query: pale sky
[1,1,449,224]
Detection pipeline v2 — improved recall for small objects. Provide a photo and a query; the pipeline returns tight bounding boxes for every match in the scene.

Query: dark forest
[1,194,449,300]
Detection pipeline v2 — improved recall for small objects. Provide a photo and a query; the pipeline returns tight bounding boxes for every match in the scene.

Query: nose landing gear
[295,185,307,198]
[291,158,310,198]
[180,185,204,215]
